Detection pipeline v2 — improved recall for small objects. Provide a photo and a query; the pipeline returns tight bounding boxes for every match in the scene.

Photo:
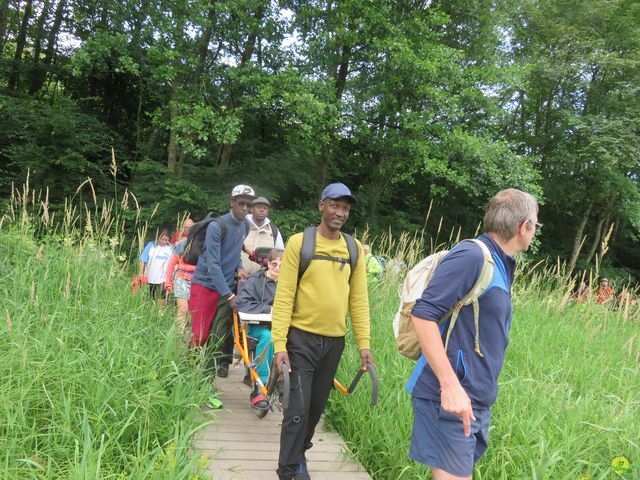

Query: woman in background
[138,229,173,306]
[165,238,196,335]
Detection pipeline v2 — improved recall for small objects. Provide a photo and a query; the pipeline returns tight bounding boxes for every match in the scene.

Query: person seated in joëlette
[236,249,283,409]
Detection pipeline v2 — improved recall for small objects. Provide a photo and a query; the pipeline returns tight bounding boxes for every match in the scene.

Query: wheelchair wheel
[255,404,269,419]
[255,362,290,419]
[269,362,290,410]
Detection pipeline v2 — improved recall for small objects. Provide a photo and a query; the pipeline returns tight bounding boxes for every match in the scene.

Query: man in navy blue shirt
[190,185,254,383]
[408,188,539,479]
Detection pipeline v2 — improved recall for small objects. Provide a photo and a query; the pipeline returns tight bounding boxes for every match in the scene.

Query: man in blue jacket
[189,185,254,380]
[408,188,539,480]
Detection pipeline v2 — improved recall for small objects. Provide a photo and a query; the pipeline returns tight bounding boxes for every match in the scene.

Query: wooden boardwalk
[195,362,373,480]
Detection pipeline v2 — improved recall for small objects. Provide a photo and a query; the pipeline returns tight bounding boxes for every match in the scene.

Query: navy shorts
[410,397,491,477]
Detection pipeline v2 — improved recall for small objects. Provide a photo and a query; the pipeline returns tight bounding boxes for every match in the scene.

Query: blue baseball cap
[320,183,357,204]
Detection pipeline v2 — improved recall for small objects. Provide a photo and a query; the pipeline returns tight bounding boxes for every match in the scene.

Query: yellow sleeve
[271,233,303,353]
[348,240,371,349]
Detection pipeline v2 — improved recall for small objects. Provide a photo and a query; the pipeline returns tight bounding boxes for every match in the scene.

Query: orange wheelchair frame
[232,310,379,418]
[233,310,289,418]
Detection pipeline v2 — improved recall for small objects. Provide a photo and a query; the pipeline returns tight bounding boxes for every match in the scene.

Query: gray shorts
[410,397,491,477]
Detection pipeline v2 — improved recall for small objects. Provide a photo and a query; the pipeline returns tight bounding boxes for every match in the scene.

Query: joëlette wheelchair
[232,309,380,419]
[233,309,288,419]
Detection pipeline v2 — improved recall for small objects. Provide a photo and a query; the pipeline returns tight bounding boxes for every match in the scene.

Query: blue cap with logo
[320,182,357,204]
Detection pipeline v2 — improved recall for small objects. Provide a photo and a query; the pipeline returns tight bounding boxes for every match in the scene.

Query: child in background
[363,243,384,281]
[139,229,173,306]
[165,238,196,335]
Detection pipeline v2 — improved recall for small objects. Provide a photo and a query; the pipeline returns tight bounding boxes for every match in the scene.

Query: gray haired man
[408,188,539,479]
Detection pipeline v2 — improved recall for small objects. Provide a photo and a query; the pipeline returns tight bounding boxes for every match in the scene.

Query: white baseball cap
[231,184,255,198]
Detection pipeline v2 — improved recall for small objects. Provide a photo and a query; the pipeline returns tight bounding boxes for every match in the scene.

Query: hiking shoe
[250,392,268,410]
[294,457,310,480]
[242,373,252,387]
[206,392,223,409]
[217,363,229,378]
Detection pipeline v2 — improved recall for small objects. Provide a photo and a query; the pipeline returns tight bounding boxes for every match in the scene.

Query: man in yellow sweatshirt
[272,182,374,480]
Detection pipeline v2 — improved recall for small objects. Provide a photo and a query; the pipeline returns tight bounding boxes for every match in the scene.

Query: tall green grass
[4,178,639,479]
[328,269,639,479]
[0,177,216,479]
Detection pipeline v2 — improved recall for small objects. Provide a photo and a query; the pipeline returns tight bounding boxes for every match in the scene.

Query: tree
[502,0,640,272]
[7,0,32,90]
[29,0,66,94]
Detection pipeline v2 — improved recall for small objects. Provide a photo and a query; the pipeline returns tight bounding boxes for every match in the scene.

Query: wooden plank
[204,469,373,480]
[209,459,365,472]
[193,362,372,480]
[196,440,345,454]
[207,450,355,462]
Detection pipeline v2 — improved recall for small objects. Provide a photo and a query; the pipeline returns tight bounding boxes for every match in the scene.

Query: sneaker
[206,392,223,409]
[250,392,268,410]
[294,457,310,480]
[217,363,229,378]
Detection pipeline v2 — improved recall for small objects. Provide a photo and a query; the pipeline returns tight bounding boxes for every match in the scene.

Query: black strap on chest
[298,226,359,282]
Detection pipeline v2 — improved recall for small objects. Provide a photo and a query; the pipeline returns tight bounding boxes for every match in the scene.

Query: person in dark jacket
[236,249,282,409]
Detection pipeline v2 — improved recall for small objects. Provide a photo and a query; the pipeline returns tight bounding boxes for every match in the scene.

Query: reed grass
[3,177,639,479]
[0,181,213,479]
[327,237,639,480]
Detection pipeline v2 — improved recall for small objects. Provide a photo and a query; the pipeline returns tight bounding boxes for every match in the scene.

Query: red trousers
[188,283,234,365]
[189,283,221,347]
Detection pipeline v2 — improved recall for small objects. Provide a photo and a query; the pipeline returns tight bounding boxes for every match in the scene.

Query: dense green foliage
[0,0,638,280]
[328,278,640,479]
[0,228,212,479]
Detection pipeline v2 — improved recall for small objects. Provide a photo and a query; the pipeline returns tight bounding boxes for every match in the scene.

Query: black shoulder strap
[213,216,249,241]
[297,227,359,281]
[341,232,359,280]
[182,212,213,250]
[298,226,317,280]
[214,216,227,240]
[270,222,279,241]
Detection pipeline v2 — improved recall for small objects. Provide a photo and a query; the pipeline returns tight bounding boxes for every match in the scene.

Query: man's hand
[274,351,291,373]
[227,293,237,310]
[440,381,476,437]
[358,348,374,370]
[237,268,248,280]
